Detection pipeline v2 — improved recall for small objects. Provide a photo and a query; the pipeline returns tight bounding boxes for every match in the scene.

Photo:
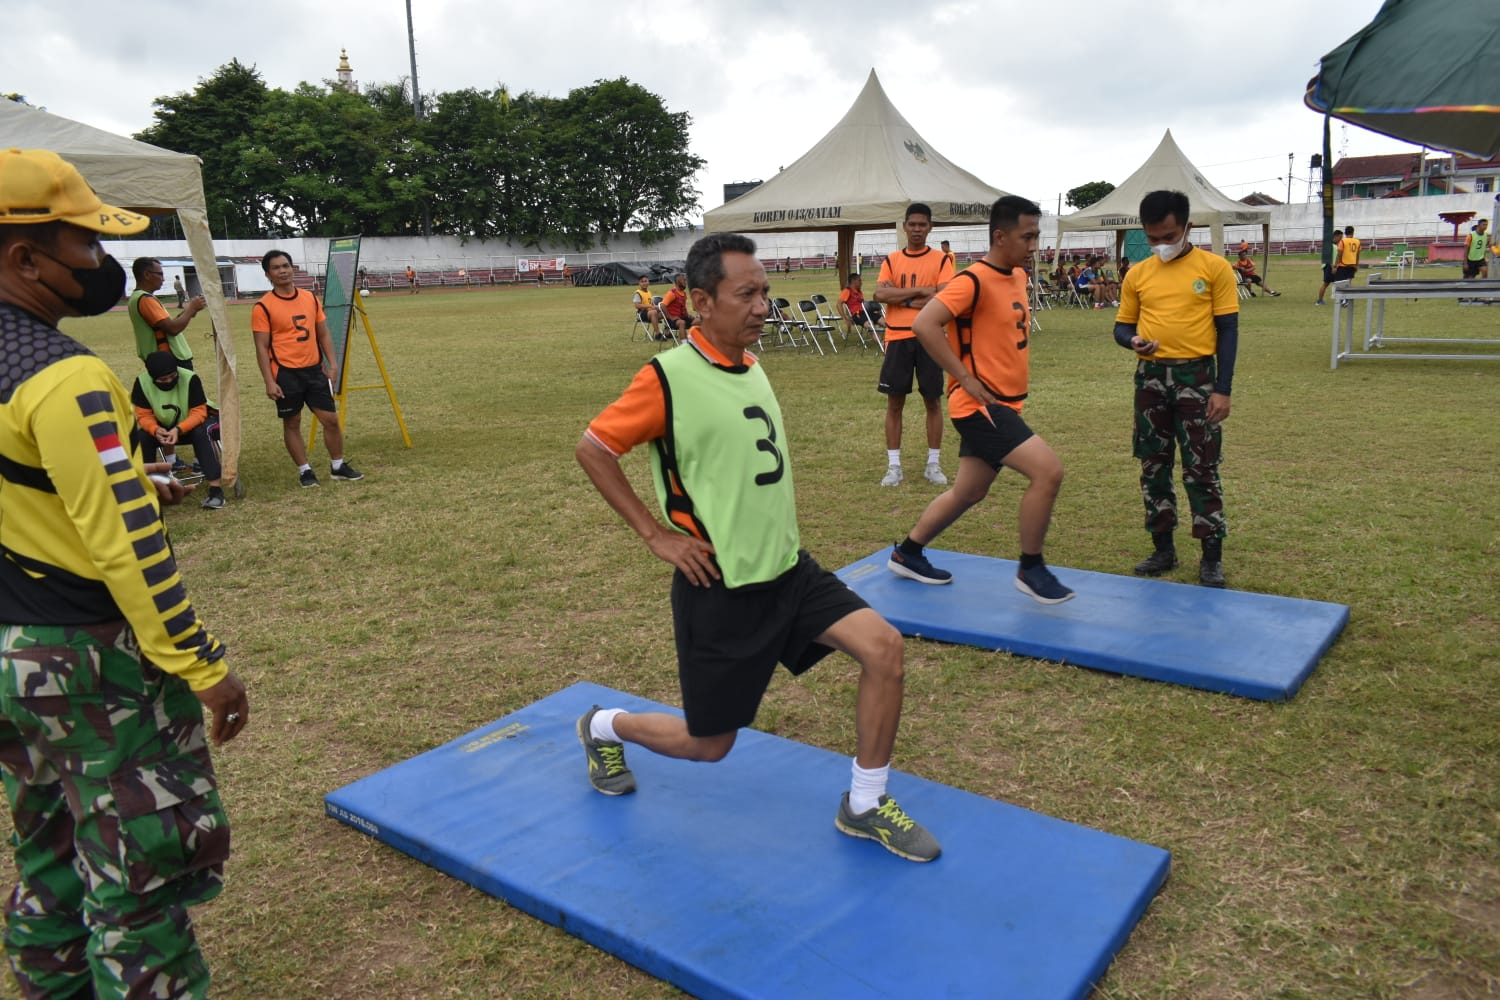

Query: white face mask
[1151,229,1189,263]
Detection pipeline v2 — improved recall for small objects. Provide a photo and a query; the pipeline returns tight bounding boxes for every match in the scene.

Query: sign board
[322,236,362,394]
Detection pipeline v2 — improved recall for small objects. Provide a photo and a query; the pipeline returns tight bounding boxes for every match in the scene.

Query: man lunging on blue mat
[1112,190,1238,588]
[574,232,940,863]
[886,196,1074,605]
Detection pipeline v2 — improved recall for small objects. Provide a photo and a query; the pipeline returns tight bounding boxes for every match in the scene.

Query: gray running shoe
[835,793,941,862]
[577,706,636,795]
[880,464,903,487]
[923,462,948,486]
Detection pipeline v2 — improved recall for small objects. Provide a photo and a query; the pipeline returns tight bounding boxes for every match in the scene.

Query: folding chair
[862,301,888,354]
[795,300,837,355]
[761,298,805,350]
[770,297,817,352]
[1235,273,1253,299]
[818,293,878,352]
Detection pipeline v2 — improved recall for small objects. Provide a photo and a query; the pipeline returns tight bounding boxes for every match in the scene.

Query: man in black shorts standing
[251,250,364,488]
[874,204,954,487]
[574,232,940,862]
[885,197,1073,604]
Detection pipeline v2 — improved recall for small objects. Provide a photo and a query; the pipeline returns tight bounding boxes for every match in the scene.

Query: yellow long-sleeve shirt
[0,303,226,690]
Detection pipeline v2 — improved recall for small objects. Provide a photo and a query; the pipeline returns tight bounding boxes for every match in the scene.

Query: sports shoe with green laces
[576,706,636,795]
[835,793,941,862]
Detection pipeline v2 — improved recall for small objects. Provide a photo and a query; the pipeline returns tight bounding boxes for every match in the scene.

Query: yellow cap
[0,148,149,234]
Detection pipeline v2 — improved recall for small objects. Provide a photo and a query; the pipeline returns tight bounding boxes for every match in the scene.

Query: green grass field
[7,258,1497,999]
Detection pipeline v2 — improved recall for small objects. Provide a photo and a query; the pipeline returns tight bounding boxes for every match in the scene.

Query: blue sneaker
[887,543,952,585]
[1015,563,1075,604]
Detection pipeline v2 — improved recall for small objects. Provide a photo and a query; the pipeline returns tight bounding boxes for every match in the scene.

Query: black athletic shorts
[1333,265,1356,282]
[953,403,1035,469]
[671,550,869,737]
[274,364,336,419]
[878,337,945,399]
[1463,258,1485,278]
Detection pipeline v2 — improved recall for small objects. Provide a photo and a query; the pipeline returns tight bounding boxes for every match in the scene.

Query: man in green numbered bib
[574,232,940,863]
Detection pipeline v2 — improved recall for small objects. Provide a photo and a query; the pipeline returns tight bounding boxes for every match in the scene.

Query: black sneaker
[1199,560,1227,589]
[887,543,953,584]
[1133,548,1178,576]
[1014,563,1075,604]
[576,706,636,795]
[299,469,320,488]
[330,462,364,482]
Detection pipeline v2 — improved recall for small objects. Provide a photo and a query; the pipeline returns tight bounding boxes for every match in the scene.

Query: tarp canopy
[704,70,1008,283]
[1304,0,1500,159]
[0,99,242,489]
[1056,129,1272,262]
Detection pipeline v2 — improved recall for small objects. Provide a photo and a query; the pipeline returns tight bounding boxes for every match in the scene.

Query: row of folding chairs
[629,292,887,356]
[761,296,885,356]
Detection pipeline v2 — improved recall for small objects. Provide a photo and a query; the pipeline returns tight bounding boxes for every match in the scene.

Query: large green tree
[1066,180,1116,210]
[135,63,705,245]
[136,60,270,237]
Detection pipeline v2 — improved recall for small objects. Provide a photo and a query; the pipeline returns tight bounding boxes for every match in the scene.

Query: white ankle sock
[926,448,941,465]
[886,449,901,467]
[849,760,889,814]
[591,708,625,742]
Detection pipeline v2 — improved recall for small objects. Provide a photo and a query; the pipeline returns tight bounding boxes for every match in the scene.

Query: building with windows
[1332,152,1500,199]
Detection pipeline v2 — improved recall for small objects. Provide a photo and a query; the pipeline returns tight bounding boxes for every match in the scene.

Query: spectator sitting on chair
[132,351,226,510]
[1117,255,1132,282]
[633,275,665,340]
[1076,258,1112,309]
[659,273,693,334]
[838,272,870,328]
[1232,251,1280,296]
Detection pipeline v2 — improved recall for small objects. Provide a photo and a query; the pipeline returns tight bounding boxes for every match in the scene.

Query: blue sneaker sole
[1014,574,1076,605]
[886,557,952,585]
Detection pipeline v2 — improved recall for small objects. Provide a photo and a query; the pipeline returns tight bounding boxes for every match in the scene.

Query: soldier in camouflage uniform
[1111,190,1240,588]
[0,149,249,999]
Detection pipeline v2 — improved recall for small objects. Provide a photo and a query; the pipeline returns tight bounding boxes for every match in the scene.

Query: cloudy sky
[9,0,1416,220]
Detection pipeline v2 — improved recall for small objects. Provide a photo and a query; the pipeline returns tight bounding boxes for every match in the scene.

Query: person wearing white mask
[1110,190,1239,589]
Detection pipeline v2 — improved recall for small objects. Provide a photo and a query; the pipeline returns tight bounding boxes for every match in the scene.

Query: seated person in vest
[632,274,664,339]
[659,273,694,335]
[837,272,870,328]
[1232,251,1280,297]
[132,352,226,510]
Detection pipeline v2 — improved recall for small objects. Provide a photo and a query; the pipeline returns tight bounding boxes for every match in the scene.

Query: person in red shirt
[1232,252,1280,297]
[659,273,694,334]
[837,272,870,330]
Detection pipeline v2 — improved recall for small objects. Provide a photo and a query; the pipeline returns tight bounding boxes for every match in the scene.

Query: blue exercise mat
[326,682,1170,1000]
[837,549,1349,701]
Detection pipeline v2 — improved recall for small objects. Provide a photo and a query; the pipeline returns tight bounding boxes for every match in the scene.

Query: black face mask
[36,249,127,316]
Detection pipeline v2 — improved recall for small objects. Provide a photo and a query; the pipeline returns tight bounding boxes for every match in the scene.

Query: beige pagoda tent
[1057,129,1272,272]
[704,70,1008,283]
[0,99,243,492]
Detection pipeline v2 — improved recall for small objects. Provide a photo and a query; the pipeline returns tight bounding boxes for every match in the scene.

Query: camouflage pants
[1133,358,1226,540]
[0,622,229,999]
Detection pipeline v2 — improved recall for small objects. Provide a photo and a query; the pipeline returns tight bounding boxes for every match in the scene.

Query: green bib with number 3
[649,344,800,588]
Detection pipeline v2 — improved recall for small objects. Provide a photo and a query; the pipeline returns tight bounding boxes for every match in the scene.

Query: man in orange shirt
[251,250,364,488]
[875,203,954,487]
[886,196,1072,604]
[1232,251,1280,297]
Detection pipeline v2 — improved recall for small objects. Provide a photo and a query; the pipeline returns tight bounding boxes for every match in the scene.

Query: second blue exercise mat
[836,549,1348,700]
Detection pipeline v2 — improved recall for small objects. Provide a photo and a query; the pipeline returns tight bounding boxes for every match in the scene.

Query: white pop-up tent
[1057,129,1273,273]
[704,70,1008,283]
[0,99,243,491]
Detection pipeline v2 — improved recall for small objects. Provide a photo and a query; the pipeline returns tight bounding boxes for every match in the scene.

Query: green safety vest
[1467,230,1491,262]
[649,343,800,588]
[134,368,194,428]
[129,290,193,363]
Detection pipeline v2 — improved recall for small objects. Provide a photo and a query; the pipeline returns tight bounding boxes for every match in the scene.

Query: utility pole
[406,0,431,236]
[1287,152,1293,206]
